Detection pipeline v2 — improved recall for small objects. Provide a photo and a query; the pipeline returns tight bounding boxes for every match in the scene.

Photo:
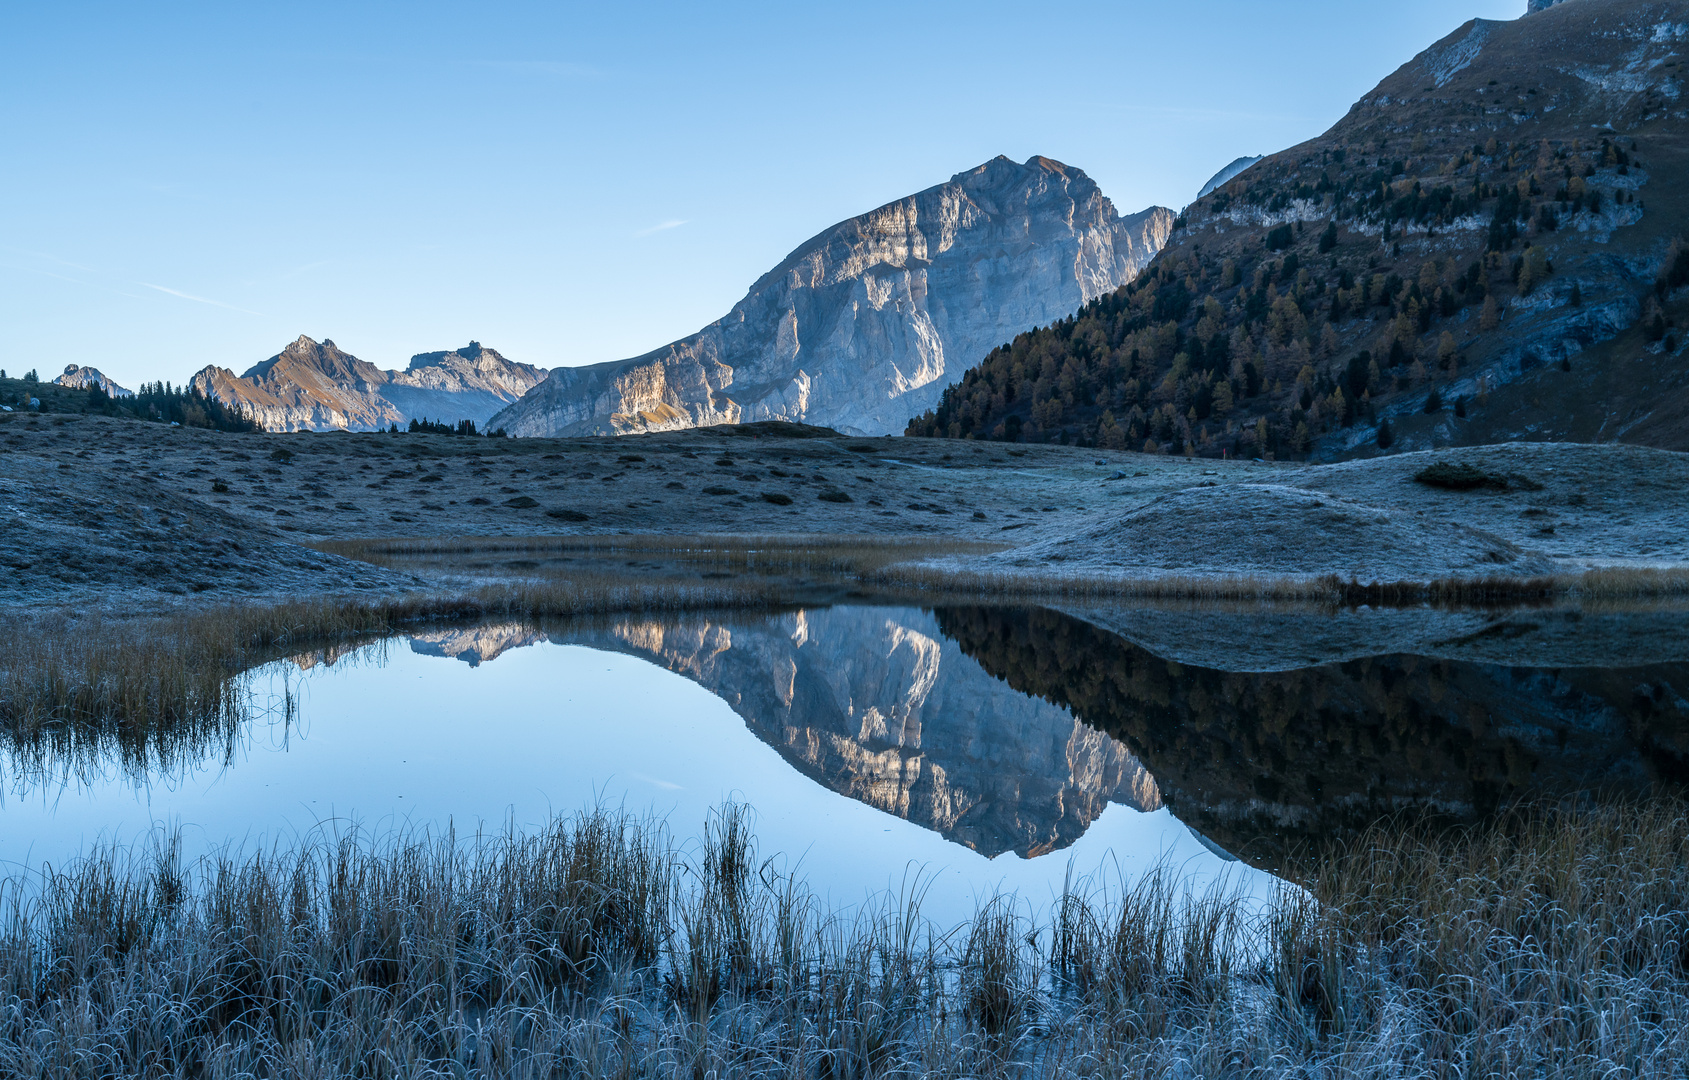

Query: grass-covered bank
[871,561,1689,605]
[1,799,1686,1078]
[310,532,1006,574]
[318,531,1689,605]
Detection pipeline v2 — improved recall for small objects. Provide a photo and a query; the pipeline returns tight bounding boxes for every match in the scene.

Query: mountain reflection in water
[930,605,1689,866]
[413,608,1160,859]
[7,601,1683,889]
[402,601,1689,866]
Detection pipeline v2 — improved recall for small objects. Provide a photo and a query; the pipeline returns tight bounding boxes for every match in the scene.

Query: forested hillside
[910,0,1689,458]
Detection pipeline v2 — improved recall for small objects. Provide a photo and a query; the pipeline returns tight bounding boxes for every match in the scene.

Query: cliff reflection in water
[409,608,1160,859]
[930,605,1689,864]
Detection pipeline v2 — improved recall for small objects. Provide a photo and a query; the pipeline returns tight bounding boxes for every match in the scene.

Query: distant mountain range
[489,155,1173,438]
[913,0,1689,457]
[189,337,544,432]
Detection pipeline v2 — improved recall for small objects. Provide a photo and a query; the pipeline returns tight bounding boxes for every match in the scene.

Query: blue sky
[2,0,1523,389]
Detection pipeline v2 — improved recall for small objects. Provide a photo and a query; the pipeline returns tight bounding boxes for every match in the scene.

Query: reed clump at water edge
[2,798,1686,1078]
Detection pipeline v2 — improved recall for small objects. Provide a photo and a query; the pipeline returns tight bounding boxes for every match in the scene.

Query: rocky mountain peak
[490,155,1172,437]
[406,341,505,372]
[53,365,133,398]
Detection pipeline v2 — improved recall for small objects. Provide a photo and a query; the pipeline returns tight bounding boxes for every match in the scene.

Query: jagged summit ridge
[490,155,1174,437]
[190,336,545,432]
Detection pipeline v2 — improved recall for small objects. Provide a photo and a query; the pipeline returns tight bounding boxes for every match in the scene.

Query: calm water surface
[5,602,1684,923]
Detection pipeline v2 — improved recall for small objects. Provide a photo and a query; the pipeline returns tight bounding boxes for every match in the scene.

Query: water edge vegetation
[1,798,1685,1077]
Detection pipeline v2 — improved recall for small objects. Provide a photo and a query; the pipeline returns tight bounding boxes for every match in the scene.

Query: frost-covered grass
[1,799,1685,1078]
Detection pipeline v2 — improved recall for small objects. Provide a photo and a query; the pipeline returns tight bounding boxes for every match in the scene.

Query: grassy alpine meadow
[0,799,1686,1078]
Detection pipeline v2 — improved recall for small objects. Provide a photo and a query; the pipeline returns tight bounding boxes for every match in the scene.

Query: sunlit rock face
[491,156,1173,438]
[561,607,1159,858]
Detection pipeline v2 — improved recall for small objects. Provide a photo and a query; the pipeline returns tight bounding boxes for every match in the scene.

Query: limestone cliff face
[552,607,1159,858]
[491,156,1174,437]
[190,337,545,432]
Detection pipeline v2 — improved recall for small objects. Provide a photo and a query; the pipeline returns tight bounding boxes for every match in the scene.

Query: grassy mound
[997,483,1558,583]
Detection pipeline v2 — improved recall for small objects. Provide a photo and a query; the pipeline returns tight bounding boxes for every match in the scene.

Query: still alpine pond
[5,602,1686,923]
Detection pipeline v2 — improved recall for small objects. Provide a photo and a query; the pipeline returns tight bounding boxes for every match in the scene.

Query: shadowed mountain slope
[912,0,1689,459]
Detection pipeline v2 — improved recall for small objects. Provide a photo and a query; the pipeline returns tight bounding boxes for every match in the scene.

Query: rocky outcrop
[53,365,132,397]
[543,607,1159,858]
[190,337,545,432]
[490,156,1173,437]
